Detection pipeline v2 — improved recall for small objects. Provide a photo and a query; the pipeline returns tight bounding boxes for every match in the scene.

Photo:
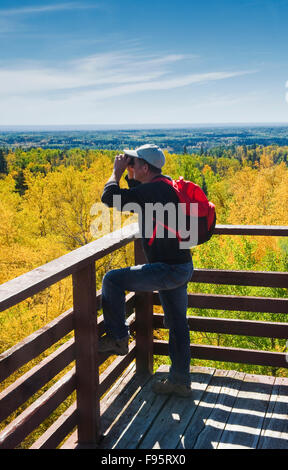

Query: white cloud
[0,51,254,98]
[68,70,255,103]
[0,3,101,16]
[0,50,258,125]
[0,55,173,95]
[0,2,105,35]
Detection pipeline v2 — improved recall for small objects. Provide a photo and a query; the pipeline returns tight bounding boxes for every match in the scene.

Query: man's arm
[106,154,128,184]
[125,174,141,188]
[101,154,142,208]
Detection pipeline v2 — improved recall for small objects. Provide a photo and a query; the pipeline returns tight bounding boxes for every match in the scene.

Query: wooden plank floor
[62,362,288,449]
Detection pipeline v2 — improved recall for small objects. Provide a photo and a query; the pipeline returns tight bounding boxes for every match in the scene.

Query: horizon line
[1,121,288,131]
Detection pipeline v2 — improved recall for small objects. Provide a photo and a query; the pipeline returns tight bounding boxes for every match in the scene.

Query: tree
[0,148,7,174]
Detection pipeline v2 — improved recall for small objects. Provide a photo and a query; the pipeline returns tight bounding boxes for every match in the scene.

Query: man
[100,144,194,397]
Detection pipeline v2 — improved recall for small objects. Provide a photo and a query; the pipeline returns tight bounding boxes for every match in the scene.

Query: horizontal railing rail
[0,293,136,449]
[0,224,287,449]
[1,224,287,313]
[155,291,288,313]
[0,223,139,313]
[192,268,288,287]
[213,225,288,236]
[153,340,287,369]
[0,309,74,384]
[153,313,288,339]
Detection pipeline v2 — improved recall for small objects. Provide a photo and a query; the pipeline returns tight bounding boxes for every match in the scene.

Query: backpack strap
[147,176,185,246]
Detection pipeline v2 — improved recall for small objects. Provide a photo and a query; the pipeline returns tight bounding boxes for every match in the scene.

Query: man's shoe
[152,378,192,398]
[98,334,129,356]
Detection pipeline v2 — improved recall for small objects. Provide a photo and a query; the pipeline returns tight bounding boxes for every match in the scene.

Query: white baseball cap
[124,144,165,169]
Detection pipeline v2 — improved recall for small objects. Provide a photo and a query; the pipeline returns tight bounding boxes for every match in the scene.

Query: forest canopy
[1,143,288,447]
[1,144,287,351]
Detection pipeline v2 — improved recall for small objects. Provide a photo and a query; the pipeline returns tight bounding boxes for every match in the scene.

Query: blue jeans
[101,261,194,386]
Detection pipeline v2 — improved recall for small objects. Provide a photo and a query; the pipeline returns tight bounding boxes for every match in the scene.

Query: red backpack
[149,176,216,247]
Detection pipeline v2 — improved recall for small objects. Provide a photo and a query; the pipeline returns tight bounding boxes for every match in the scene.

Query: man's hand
[107,154,130,184]
[114,154,129,180]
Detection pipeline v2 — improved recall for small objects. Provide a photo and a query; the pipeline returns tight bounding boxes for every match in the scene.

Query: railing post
[72,263,100,447]
[134,239,154,376]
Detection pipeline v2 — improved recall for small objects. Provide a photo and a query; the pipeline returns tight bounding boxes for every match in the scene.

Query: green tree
[0,148,7,174]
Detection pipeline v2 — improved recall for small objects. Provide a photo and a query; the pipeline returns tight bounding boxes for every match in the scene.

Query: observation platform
[63,363,288,450]
[0,223,288,450]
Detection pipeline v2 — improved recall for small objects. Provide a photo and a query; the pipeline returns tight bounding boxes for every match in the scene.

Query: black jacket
[101,174,192,265]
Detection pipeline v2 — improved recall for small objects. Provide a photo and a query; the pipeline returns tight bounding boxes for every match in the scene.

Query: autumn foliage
[0,145,288,447]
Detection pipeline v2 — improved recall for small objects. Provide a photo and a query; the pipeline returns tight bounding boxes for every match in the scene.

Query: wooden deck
[62,363,288,450]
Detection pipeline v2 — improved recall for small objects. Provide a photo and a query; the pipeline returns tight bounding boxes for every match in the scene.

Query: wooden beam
[29,403,77,449]
[0,338,75,423]
[99,341,136,398]
[72,263,100,446]
[214,225,288,236]
[1,224,286,313]
[153,340,288,369]
[0,223,139,312]
[153,292,288,314]
[0,308,74,383]
[153,313,288,339]
[0,369,76,449]
[191,269,288,288]
[134,239,154,376]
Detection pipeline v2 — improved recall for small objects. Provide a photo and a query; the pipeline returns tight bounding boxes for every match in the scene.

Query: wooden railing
[0,223,288,449]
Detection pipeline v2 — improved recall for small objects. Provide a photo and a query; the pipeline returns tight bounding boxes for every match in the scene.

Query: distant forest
[1,142,288,196]
[1,125,288,154]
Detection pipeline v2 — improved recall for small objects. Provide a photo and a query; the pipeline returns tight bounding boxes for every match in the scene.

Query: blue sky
[0,0,288,126]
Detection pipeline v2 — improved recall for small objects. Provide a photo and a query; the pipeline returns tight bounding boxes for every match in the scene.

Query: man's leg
[158,284,191,387]
[100,262,193,354]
